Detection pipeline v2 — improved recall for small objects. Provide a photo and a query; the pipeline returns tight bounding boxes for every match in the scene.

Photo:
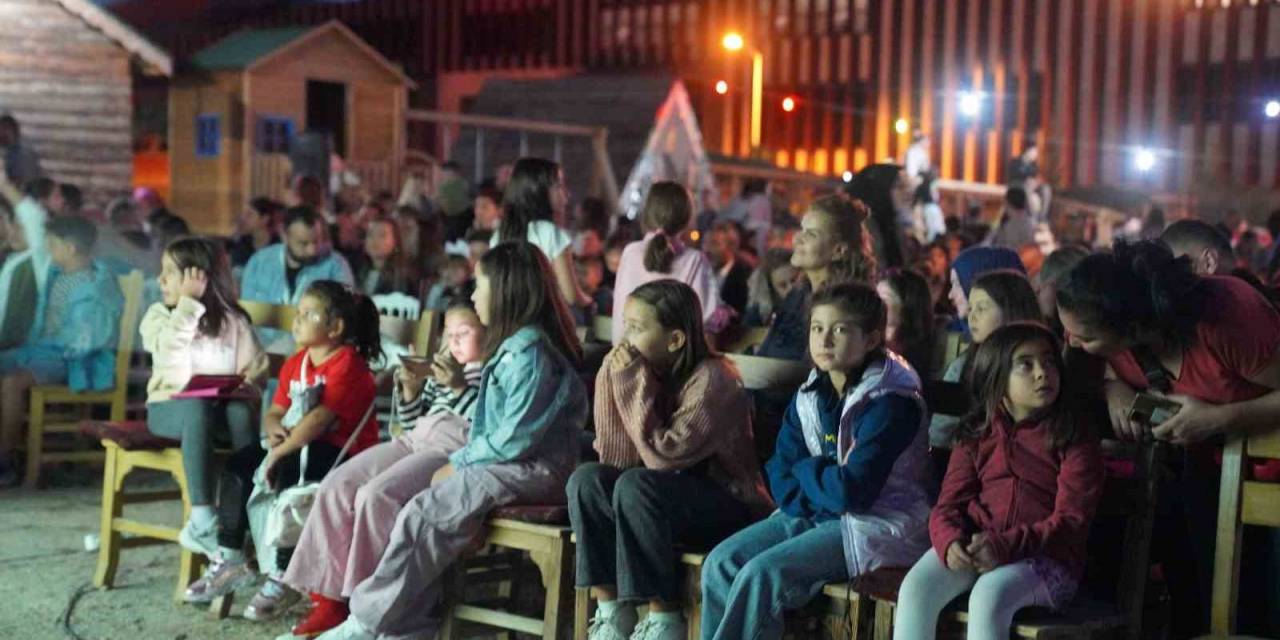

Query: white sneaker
[315,617,375,640]
[177,516,219,557]
[630,614,686,640]
[587,603,638,640]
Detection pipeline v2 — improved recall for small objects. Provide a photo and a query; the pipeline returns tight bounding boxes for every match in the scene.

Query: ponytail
[302,280,386,366]
[643,231,677,273]
[639,181,692,274]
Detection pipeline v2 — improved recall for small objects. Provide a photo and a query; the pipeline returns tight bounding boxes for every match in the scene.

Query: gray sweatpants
[347,456,570,640]
[146,398,256,505]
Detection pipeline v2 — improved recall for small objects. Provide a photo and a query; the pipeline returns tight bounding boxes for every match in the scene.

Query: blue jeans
[700,511,848,640]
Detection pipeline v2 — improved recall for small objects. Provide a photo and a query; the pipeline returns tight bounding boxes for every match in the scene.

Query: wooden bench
[1210,430,1280,635]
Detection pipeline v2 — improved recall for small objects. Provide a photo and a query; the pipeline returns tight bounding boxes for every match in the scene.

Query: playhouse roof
[191,26,310,70]
[189,21,415,87]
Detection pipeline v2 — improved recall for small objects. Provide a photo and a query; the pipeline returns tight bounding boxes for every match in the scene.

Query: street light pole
[723,31,764,157]
[750,51,763,152]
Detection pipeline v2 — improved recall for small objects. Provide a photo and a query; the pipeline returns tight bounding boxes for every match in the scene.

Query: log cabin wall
[0,0,133,198]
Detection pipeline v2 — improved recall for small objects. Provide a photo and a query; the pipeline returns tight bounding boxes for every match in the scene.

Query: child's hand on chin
[608,344,638,372]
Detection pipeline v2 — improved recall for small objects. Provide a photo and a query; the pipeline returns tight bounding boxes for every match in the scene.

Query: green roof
[190,27,312,71]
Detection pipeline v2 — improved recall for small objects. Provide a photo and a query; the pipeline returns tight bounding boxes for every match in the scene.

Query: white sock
[217,547,244,563]
[597,599,621,618]
[647,611,682,624]
[190,506,216,528]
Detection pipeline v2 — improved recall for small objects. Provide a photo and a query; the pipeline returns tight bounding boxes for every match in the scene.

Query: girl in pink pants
[279,303,484,638]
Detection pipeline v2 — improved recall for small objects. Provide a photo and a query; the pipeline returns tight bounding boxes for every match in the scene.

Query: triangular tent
[617,81,716,220]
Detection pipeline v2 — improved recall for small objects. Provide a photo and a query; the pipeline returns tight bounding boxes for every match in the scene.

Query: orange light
[722,32,745,51]
[894,118,909,134]
[781,96,797,112]
[715,80,729,95]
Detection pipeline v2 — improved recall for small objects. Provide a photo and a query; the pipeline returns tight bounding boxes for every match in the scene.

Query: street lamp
[722,31,764,152]
[715,80,729,95]
[959,91,983,118]
[894,118,909,134]
[781,96,797,112]
[1266,99,1280,119]
[1134,148,1156,173]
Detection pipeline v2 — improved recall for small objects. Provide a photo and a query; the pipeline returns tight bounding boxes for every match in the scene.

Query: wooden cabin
[169,20,414,234]
[0,0,170,199]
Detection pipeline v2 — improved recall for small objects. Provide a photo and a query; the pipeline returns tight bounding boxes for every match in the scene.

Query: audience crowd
[2,129,1278,640]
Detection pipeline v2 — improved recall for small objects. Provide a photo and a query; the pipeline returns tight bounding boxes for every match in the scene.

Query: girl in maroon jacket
[894,322,1104,640]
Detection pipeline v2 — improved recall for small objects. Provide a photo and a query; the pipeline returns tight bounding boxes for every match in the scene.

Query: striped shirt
[393,362,483,423]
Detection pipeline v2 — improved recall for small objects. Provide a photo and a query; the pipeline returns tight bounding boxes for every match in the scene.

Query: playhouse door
[306,80,347,158]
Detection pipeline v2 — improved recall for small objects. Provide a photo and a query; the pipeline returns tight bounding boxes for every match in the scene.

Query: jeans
[146,398,256,505]
[700,511,847,640]
[893,551,1054,640]
[566,463,755,603]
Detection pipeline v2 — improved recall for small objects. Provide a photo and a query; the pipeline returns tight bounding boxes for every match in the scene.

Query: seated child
[277,300,486,638]
[701,282,932,640]
[424,254,473,312]
[182,281,380,623]
[894,322,1103,639]
[570,280,773,640]
[316,241,587,640]
[143,237,266,552]
[0,215,122,484]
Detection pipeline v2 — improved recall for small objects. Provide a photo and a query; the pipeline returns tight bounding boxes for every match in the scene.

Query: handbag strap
[295,400,378,487]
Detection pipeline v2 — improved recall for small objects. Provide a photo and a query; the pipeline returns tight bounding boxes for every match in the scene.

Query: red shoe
[289,594,349,638]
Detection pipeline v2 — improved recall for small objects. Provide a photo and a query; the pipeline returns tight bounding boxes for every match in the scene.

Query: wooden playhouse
[169,20,414,233]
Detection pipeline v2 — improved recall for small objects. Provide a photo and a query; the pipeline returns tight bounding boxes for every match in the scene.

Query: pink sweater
[594,353,774,517]
[611,232,723,344]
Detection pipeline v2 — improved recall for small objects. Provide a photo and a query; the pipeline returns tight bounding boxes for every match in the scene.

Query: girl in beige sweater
[142,237,265,556]
[568,280,773,640]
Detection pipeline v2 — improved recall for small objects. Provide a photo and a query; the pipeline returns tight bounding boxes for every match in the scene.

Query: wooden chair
[592,315,612,344]
[412,309,442,356]
[24,270,145,488]
[81,420,201,604]
[572,354,810,640]
[1210,430,1280,635]
[438,506,576,640]
[854,440,1162,640]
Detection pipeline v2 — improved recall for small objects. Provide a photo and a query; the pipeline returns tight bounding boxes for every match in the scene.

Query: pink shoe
[184,558,254,604]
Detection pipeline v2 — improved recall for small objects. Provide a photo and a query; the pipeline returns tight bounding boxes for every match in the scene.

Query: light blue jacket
[239,243,353,305]
[450,326,586,469]
[27,259,123,391]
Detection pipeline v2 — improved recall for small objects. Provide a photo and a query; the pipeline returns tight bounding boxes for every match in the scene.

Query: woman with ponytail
[610,181,726,344]
[1057,239,1280,636]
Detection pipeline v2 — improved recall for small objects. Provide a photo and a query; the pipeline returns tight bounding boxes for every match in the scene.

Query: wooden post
[475,128,486,184]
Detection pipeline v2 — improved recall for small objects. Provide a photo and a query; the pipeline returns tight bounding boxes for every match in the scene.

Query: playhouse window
[257,116,294,154]
[195,114,220,157]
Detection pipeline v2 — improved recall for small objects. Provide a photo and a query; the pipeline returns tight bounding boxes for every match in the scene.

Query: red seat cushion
[853,566,909,602]
[490,504,569,525]
[80,420,179,451]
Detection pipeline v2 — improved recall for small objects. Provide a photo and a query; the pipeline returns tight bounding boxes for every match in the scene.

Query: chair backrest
[239,299,295,332]
[722,326,770,354]
[113,271,145,390]
[592,314,612,344]
[726,353,809,392]
[413,309,442,356]
[372,292,422,321]
[1212,430,1280,633]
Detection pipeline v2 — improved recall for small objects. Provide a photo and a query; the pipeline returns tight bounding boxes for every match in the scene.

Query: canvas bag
[244,355,375,573]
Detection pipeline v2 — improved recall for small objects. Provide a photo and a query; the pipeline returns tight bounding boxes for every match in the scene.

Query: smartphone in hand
[1127,392,1182,427]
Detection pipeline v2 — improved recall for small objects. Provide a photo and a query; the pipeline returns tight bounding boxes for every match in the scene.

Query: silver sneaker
[183,557,254,604]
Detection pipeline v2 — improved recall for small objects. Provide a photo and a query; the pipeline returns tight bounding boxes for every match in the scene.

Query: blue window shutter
[196,114,220,157]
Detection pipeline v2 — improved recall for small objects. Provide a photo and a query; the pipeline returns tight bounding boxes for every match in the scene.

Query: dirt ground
[0,472,300,640]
